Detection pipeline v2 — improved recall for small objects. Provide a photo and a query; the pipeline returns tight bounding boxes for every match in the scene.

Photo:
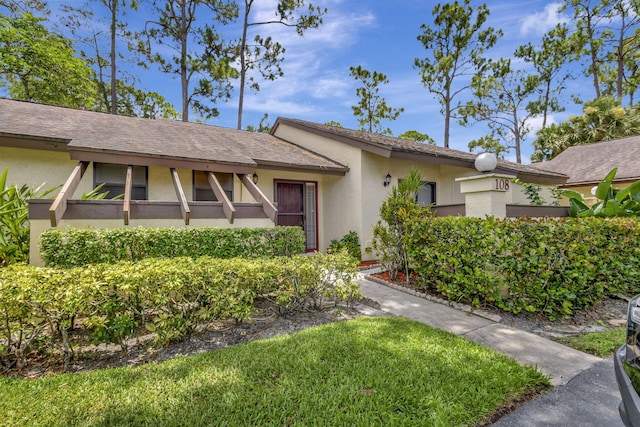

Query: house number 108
[495,178,510,191]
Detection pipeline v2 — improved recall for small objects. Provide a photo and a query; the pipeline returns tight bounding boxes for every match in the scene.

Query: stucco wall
[1,146,94,195]
[273,124,363,254]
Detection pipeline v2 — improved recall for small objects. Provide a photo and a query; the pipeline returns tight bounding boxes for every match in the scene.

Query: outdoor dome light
[252,173,259,184]
[474,152,498,173]
[384,173,392,187]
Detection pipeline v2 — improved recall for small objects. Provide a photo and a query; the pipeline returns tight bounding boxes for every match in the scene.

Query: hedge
[405,216,640,320]
[39,226,306,267]
[0,253,360,371]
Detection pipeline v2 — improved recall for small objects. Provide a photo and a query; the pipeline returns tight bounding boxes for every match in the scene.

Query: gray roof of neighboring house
[272,117,568,185]
[0,99,348,175]
[531,136,640,186]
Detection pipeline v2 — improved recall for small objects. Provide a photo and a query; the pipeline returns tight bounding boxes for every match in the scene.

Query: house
[532,136,640,204]
[0,99,567,265]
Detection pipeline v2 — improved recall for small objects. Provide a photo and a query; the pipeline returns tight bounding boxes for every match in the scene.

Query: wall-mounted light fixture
[383,173,392,187]
[252,173,259,184]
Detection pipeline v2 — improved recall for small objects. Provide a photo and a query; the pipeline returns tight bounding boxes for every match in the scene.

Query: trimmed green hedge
[0,253,360,370]
[405,216,640,319]
[40,226,306,267]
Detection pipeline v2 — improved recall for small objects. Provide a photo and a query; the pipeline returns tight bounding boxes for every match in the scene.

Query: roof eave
[69,149,257,174]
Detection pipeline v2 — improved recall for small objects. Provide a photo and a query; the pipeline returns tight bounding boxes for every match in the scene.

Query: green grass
[0,317,549,427]
[558,327,626,357]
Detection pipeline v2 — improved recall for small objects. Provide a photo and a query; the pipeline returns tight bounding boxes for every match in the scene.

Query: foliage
[0,168,59,267]
[0,253,360,370]
[0,12,96,108]
[514,23,574,130]
[397,130,435,144]
[468,134,508,159]
[0,316,548,426]
[405,216,640,320]
[561,167,640,217]
[328,230,361,262]
[349,65,403,135]
[532,97,640,161]
[561,0,640,103]
[513,178,559,206]
[138,0,238,121]
[40,226,306,267]
[415,0,503,148]
[460,66,538,164]
[234,0,326,129]
[245,113,271,133]
[372,168,431,282]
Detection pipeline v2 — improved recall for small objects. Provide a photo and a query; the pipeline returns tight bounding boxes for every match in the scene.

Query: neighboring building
[0,99,567,265]
[532,136,640,205]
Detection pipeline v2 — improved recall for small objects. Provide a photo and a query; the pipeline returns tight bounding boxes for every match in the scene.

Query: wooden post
[49,161,88,227]
[207,172,235,223]
[237,173,277,223]
[123,165,132,225]
[170,168,190,225]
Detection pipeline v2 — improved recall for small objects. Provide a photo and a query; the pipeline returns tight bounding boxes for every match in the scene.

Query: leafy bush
[0,253,360,370]
[372,168,432,281]
[0,168,59,267]
[561,167,640,217]
[328,231,361,261]
[40,226,306,267]
[405,216,640,320]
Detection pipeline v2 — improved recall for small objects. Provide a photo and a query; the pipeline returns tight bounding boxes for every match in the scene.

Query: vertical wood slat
[123,165,133,225]
[238,173,277,223]
[207,172,235,223]
[170,168,190,225]
[49,161,89,227]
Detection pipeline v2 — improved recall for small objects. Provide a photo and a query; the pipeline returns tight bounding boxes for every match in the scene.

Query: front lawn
[0,317,548,427]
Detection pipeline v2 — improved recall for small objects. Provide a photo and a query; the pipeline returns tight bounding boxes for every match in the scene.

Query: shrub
[40,226,306,267]
[0,253,360,370]
[405,216,640,320]
[372,168,432,282]
[0,168,59,267]
[328,231,361,261]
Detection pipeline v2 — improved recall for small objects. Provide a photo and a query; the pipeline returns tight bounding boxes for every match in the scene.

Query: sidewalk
[356,272,623,426]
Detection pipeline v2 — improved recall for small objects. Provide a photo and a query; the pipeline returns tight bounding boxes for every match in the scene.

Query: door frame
[274,179,318,252]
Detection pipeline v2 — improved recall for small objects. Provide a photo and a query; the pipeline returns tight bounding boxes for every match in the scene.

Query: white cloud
[520,2,568,37]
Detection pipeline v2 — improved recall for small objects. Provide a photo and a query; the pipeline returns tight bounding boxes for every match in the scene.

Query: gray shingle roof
[0,99,348,174]
[273,118,568,184]
[531,136,640,185]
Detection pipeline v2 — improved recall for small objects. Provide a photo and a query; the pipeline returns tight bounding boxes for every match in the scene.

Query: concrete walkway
[356,273,623,425]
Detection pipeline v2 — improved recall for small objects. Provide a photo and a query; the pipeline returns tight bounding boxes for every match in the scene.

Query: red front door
[275,181,318,252]
[276,182,304,227]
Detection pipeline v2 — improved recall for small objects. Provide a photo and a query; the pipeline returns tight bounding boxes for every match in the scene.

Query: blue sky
[47,0,587,164]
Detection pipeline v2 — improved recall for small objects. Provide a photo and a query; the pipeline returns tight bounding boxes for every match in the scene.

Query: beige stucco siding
[1,146,94,196]
[273,124,363,253]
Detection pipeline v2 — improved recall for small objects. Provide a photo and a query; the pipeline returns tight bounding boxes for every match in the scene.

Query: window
[417,181,436,206]
[94,163,147,200]
[193,171,233,201]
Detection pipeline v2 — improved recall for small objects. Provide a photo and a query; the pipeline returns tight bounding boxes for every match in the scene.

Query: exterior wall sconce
[252,173,259,184]
[383,173,392,187]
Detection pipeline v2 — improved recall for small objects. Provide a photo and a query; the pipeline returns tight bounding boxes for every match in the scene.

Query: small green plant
[0,168,59,266]
[561,167,640,217]
[372,168,431,282]
[328,231,361,261]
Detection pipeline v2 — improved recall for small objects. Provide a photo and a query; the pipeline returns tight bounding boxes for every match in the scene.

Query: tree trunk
[180,2,189,122]
[110,0,117,114]
[237,0,251,130]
